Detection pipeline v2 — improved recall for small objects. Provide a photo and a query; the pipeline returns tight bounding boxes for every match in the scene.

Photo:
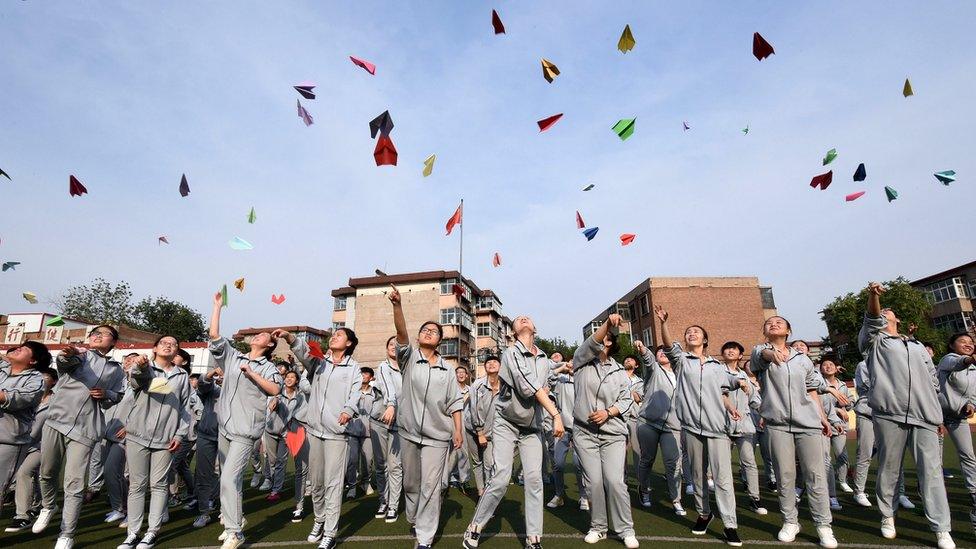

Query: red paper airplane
[179,174,190,197]
[537,113,563,132]
[753,32,775,61]
[374,136,398,166]
[350,56,376,75]
[69,175,87,197]
[158,236,169,245]
[308,340,326,359]
[810,170,833,190]
[492,252,501,267]
[491,9,505,34]
[845,191,866,202]
[271,294,286,305]
[620,233,636,246]
[576,210,585,229]
[285,426,306,457]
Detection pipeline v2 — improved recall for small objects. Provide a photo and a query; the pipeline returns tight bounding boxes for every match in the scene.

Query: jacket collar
[514,339,545,359]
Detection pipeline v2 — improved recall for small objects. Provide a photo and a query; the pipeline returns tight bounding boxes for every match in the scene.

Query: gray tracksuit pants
[126,440,173,536]
[825,434,849,498]
[681,432,693,485]
[308,436,347,537]
[757,429,776,483]
[463,429,490,493]
[574,427,635,537]
[684,431,736,528]
[39,425,94,537]
[945,420,976,495]
[292,437,310,509]
[854,416,907,496]
[370,424,402,508]
[627,418,641,482]
[553,429,586,499]
[469,419,545,537]
[874,417,951,532]
[263,434,288,494]
[443,434,471,488]
[0,443,29,497]
[194,437,219,513]
[87,441,105,492]
[103,441,127,513]
[217,433,255,535]
[401,438,449,546]
[170,440,194,497]
[731,434,760,500]
[14,450,41,519]
[347,435,374,488]
[768,429,831,525]
[635,423,680,502]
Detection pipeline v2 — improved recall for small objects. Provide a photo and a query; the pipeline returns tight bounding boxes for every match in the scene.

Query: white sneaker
[365,484,375,496]
[881,517,896,539]
[673,501,687,516]
[249,475,261,489]
[221,533,244,549]
[898,495,916,509]
[854,492,872,507]
[546,495,563,509]
[623,535,639,548]
[584,530,607,544]
[936,531,956,549]
[778,522,800,543]
[119,520,128,529]
[817,525,838,549]
[193,514,210,528]
[218,530,229,542]
[639,490,652,508]
[829,497,842,510]
[105,510,126,523]
[685,484,694,495]
[54,537,74,549]
[160,508,169,523]
[259,479,272,491]
[579,497,589,511]
[838,481,854,493]
[32,507,56,534]
[707,478,715,490]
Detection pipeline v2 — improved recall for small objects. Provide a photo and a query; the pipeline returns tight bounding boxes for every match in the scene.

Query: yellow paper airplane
[423,154,436,177]
[234,277,245,292]
[541,58,560,83]
[618,24,636,53]
[22,292,37,304]
[148,377,172,395]
[903,78,913,97]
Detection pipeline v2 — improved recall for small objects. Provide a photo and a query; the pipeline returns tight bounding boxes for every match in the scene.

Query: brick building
[911,260,976,336]
[585,277,778,356]
[331,270,513,374]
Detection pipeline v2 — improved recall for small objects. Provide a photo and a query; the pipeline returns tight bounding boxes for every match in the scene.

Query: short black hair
[336,327,359,356]
[419,321,444,341]
[485,355,500,364]
[948,332,973,353]
[360,366,375,377]
[386,335,397,347]
[89,324,120,349]
[22,341,52,369]
[721,341,745,354]
[124,352,140,359]
[686,325,709,349]
[605,333,619,356]
[177,349,192,365]
[623,354,640,365]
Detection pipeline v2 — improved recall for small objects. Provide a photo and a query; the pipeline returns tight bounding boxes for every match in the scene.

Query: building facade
[912,260,976,336]
[331,270,512,375]
[584,277,778,356]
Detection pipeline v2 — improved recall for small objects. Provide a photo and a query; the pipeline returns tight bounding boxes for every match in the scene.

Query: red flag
[576,210,585,229]
[492,252,501,267]
[308,340,325,359]
[452,283,465,300]
[445,202,463,235]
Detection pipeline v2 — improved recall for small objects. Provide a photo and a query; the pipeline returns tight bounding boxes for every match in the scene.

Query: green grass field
[5,437,975,548]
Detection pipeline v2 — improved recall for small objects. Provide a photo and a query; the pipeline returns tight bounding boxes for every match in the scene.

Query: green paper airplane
[885,186,898,202]
[247,207,256,224]
[221,284,228,308]
[822,148,838,166]
[612,118,636,141]
[934,170,956,185]
[45,315,64,327]
[742,125,749,135]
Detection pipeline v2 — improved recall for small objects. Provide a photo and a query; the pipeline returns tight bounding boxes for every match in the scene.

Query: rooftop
[911,260,976,286]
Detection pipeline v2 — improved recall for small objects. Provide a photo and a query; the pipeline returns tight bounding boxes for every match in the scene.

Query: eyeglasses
[156,341,178,348]
[419,328,439,336]
[89,331,114,339]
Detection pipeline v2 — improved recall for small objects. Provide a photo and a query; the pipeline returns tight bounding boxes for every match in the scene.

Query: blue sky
[1,1,973,343]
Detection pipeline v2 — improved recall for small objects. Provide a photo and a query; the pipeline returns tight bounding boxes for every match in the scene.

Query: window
[440,278,458,295]
[628,303,637,323]
[440,308,458,325]
[641,328,652,346]
[332,322,345,330]
[439,338,459,356]
[475,296,498,310]
[477,322,490,337]
[933,313,974,333]
[760,287,776,309]
[459,309,474,332]
[334,296,347,311]
[969,279,976,301]
[925,277,968,304]
[639,294,649,316]
[615,302,630,321]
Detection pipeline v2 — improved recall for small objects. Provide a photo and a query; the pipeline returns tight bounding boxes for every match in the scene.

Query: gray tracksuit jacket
[0,362,45,445]
[102,387,132,444]
[186,390,201,443]
[347,387,378,438]
[370,359,403,431]
[858,314,942,429]
[395,344,464,448]
[194,380,221,441]
[470,377,500,437]
[938,353,976,422]
[496,341,551,433]
[726,368,761,437]
[853,361,872,418]
[123,362,191,450]
[551,374,576,431]
[208,337,282,442]
[667,342,740,439]
[636,348,680,432]
[627,375,644,420]
[47,350,126,446]
[820,379,852,428]
[265,388,306,438]
[292,339,363,441]
[749,344,827,433]
[27,400,49,453]
[571,336,634,439]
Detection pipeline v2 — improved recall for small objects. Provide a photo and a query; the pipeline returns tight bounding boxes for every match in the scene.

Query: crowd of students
[1,282,975,549]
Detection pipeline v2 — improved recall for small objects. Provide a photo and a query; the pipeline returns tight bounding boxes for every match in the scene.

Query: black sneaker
[385,509,399,523]
[525,542,542,549]
[4,518,30,533]
[374,502,387,519]
[767,480,778,492]
[462,530,481,549]
[724,528,742,547]
[318,536,336,549]
[691,513,713,535]
[410,526,417,536]
[291,508,303,523]
[306,521,325,543]
[418,546,431,549]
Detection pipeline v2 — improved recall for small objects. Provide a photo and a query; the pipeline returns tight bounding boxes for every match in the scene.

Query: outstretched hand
[654,305,668,323]
[388,285,401,305]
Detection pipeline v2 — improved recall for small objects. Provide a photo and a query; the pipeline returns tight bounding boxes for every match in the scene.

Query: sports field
[6,439,975,548]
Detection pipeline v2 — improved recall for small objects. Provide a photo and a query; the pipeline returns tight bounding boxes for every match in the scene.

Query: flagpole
[458,198,464,278]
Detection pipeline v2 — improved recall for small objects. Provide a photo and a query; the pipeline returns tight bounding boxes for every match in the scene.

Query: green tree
[133,296,207,342]
[58,278,135,326]
[612,332,638,363]
[535,336,578,360]
[820,277,947,369]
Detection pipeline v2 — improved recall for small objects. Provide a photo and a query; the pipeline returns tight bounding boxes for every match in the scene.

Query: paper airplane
[822,148,838,166]
[307,341,325,359]
[2,261,20,271]
[234,277,245,292]
[370,110,394,139]
[845,191,866,202]
[618,25,635,53]
[582,227,599,241]
[810,171,833,190]
[620,233,636,246]
[179,174,190,197]
[576,211,585,229]
[69,175,87,197]
[297,99,313,126]
[247,207,256,224]
[148,377,172,395]
[286,426,307,457]
[582,183,595,191]
[537,113,563,132]
[294,82,315,100]
[220,284,228,307]
[491,9,505,34]
[271,294,286,305]
[492,252,501,268]
[422,154,435,177]
[742,125,749,135]
[229,237,253,250]
[158,236,169,245]
[541,58,560,83]
[753,32,775,61]
[612,118,636,141]
[45,315,64,327]
[885,186,898,202]
[903,78,913,98]
[374,136,398,166]
[0,168,9,180]
[350,56,376,75]
[934,170,956,185]
[23,292,37,304]
[853,163,866,182]
[683,121,690,131]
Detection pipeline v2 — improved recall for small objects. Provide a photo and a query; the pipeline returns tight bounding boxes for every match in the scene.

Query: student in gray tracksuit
[443,368,472,491]
[622,356,643,486]
[469,357,501,497]
[546,361,588,509]
[169,351,196,503]
[117,336,192,549]
[347,368,378,496]
[7,367,57,533]
[721,342,766,516]
[937,332,976,519]
[750,315,839,548]
[633,340,683,514]
[207,293,282,549]
[463,316,565,549]
[193,369,222,525]
[370,336,403,521]
[859,283,954,548]
[98,353,138,524]
[264,369,308,517]
[35,325,126,549]
[286,327,363,549]
[389,285,464,549]
[851,359,909,508]
[572,314,637,547]
[0,342,50,502]
[656,306,744,546]
[818,358,852,507]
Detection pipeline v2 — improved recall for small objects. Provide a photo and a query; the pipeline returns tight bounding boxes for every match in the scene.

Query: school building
[911,259,976,336]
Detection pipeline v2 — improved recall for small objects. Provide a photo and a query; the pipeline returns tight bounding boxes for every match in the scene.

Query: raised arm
[209,291,223,341]
[389,285,408,345]
[867,281,883,318]
[654,305,673,348]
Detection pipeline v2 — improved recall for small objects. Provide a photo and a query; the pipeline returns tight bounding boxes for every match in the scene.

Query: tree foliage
[133,296,207,342]
[820,277,947,369]
[535,335,579,360]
